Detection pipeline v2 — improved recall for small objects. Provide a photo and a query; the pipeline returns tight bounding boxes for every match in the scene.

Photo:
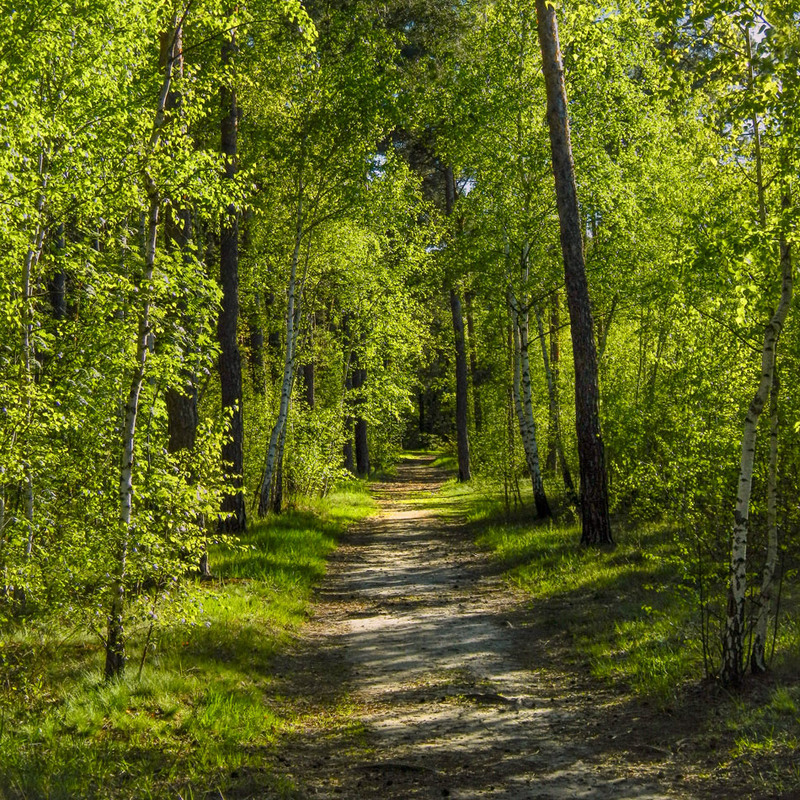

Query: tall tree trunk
[342,314,356,472]
[106,18,182,678]
[217,18,246,532]
[343,371,355,474]
[107,189,158,679]
[722,195,792,686]
[534,303,577,505]
[302,314,315,408]
[509,297,550,518]
[164,24,198,459]
[751,366,780,674]
[535,0,611,545]
[465,290,483,433]
[271,401,290,513]
[49,223,68,320]
[258,194,303,516]
[352,357,369,476]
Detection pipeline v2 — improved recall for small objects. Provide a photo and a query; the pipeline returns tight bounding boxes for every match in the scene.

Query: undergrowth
[0,481,375,799]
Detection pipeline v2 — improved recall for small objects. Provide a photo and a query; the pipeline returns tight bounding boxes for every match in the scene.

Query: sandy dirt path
[267,456,687,799]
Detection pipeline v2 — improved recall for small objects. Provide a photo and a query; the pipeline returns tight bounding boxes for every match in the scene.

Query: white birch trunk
[509,292,550,518]
[751,366,780,673]
[518,306,550,518]
[258,189,303,516]
[105,16,181,678]
[721,199,792,685]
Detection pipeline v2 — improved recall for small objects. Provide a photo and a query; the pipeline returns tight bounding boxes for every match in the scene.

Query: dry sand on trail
[266,455,689,800]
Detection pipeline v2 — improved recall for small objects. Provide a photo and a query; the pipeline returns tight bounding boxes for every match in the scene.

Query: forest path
[265,455,682,800]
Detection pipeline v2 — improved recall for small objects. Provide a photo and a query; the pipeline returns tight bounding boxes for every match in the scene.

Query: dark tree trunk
[352,362,369,476]
[465,290,482,433]
[535,0,611,545]
[301,310,316,408]
[161,27,209,575]
[303,362,315,408]
[450,288,471,482]
[343,365,355,474]
[49,223,67,319]
[217,22,246,532]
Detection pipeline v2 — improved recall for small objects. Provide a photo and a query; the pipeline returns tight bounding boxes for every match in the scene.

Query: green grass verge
[0,481,375,799]
[429,470,800,794]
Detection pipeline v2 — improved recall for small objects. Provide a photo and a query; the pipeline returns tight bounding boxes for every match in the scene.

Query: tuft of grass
[473,510,700,704]
[0,482,375,799]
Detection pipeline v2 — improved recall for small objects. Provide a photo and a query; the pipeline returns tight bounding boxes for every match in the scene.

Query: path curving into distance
[266,455,681,800]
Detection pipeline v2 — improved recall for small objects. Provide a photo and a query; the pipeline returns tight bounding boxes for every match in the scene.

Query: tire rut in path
[271,456,677,799]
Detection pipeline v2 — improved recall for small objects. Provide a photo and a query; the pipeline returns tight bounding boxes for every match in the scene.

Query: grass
[0,480,375,800]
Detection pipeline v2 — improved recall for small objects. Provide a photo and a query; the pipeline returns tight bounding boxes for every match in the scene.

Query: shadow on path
[255,456,685,800]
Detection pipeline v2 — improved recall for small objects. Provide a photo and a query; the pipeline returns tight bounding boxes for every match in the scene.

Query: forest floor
[239,454,786,800]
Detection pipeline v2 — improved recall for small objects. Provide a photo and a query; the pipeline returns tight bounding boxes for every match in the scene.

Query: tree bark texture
[164,32,198,458]
[545,296,559,472]
[49,223,68,320]
[535,0,611,544]
[343,378,355,476]
[722,197,792,686]
[217,22,246,532]
[271,405,289,513]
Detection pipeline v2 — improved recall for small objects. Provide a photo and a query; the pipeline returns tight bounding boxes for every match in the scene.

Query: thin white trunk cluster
[258,190,305,515]
[721,197,792,686]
